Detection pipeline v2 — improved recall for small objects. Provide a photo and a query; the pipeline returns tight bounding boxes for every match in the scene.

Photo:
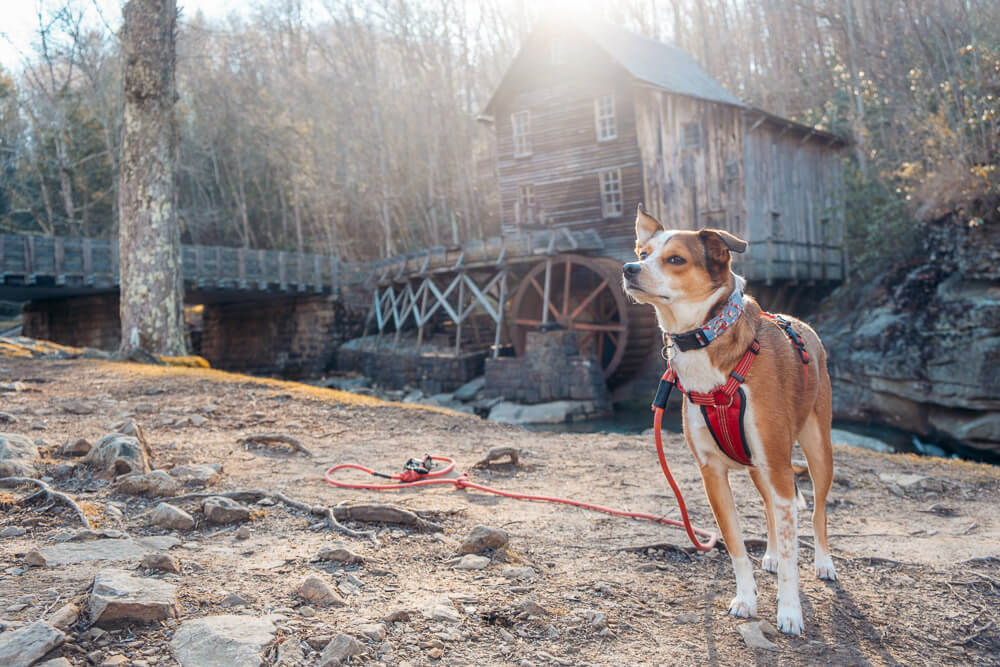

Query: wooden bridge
[2,227,843,386]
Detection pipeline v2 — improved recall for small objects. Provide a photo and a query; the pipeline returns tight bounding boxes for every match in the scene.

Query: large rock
[459,525,509,554]
[114,470,181,497]
[318,634,362,666]
[170,614,281,667]
[170,463,222,487]
[296,576,346,607]
[25,536,179,567]
[0,433,39,477]
[815,216,1000,456]
[150,503,195,530]
[83,434,149,477]
[88,569,179,627]
[0,621,65,666]
[488,399,606,425]
[203,497,251,524]
[60,437,92,457]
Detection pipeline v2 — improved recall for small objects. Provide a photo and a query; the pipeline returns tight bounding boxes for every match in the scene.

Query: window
[682,121,702,149]
[550,40,567,65]
[594,94,617,141]
[516,184,536,225]
[599,169,623,218]
[511,110,531,157]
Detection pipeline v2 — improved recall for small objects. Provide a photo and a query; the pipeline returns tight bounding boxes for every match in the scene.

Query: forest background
[0,0,997,276]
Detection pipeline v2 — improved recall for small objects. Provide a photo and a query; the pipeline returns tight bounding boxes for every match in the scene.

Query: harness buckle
[713,390,734,407]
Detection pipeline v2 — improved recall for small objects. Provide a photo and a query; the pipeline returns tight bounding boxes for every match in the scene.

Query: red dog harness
[653,313,811,466]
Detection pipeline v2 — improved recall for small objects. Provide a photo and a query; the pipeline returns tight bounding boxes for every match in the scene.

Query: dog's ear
[698,229,747,283]
[635,203,663,245]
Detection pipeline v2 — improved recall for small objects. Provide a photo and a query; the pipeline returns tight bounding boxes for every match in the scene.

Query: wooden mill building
[482,20,847,284]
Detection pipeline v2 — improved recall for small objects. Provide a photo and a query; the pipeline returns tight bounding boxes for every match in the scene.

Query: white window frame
[516,183,536,225]
[511,110,531,157]
[599,168,623,218]
[594,94,617,141]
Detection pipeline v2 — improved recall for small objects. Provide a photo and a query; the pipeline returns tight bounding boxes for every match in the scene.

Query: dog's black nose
[623,262,641,279]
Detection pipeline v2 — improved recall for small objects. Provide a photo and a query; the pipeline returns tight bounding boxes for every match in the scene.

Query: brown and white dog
[622,204,837,635]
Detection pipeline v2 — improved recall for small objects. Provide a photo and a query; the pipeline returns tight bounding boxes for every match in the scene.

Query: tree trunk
[118,0,187,356]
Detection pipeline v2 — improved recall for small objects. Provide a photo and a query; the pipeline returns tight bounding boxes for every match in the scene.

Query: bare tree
[118,0,187,356]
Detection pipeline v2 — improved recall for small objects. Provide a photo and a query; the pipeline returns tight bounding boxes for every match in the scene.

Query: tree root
[167,489,442,540]
[0,477,93,529]
[474,446,520,467]
[239,433,313,457]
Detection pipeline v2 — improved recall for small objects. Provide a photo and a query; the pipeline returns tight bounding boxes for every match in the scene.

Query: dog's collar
[666,289,745,352]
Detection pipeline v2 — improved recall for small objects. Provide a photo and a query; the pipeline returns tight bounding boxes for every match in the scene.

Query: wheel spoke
[514,318,542,327]
[562,260,571,318]
[571,322,626,333]
[569,279,608,321]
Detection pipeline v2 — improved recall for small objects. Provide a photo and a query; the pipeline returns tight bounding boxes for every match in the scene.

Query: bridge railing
[0,233,371,295]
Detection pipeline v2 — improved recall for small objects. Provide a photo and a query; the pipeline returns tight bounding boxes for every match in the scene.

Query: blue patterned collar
[667,289,745,352]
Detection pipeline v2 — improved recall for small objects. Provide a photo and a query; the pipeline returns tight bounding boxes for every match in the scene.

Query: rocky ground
[1,356,999,666]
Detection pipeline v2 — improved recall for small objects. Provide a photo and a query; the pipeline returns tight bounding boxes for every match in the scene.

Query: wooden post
[238,248,246,287]
[417,278,430,347]
[54,237,65,282]
[454,273,465,356]
[766,237,775,286]
[493,268,507,359]
[541,258,552,325]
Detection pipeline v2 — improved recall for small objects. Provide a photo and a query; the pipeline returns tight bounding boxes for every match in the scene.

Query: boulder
[22,536,179,568]
[487,400,607,425]
[458,525,509,554]
[170,614,281,667]
[46,603,79,630]
[141,553,181,574]
[318,634,362,666]
[453,554,490,570]
[453,376,485,402]
[115,470,181,497]
[296,576,346,607]
[203,497,251,525]
[356,623,386,643]
[170,463,222,487]
[0,621,65,666]
[60,437,92,457]
[83,434,149,477]
[149,503,195,530]
[88,569,179,627]
[314,546,366,564]
[0,433,39,477]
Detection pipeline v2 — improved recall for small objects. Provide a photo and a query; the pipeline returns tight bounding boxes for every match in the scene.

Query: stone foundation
[484,330,610,407]
[337,335,485,394]
[200,296,355,378]
[22,293,121,351]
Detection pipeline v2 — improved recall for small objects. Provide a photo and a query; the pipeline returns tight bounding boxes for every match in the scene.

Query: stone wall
[22,294,121,351]
[484,330,610,406]
[336,335,485,394]
[200,296,355,378]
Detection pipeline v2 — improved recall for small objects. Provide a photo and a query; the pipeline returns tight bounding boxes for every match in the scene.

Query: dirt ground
[1,356,999,666]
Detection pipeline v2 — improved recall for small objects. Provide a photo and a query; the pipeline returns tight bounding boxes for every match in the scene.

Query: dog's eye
[666,255,686,265]
[639,251,649,260]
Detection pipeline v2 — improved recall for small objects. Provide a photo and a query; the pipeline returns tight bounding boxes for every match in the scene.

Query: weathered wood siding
[743,122,845,282]
[633,88,746,238]
[493,45,643,260]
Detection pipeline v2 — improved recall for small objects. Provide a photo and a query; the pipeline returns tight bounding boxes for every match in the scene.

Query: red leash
[324,431,718,551]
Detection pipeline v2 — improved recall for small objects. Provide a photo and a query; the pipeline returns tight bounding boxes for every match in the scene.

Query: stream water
[523,399,1000,465]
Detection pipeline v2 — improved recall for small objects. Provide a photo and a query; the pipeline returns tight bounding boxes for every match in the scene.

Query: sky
[0,0,245,71]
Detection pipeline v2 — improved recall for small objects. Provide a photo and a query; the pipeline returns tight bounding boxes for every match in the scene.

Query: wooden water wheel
[510,254,659,387]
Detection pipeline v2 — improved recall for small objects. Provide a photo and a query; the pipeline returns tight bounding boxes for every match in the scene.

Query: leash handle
[653,406,719,551]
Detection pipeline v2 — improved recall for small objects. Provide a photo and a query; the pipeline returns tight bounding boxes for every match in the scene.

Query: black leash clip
[652,378,675,410]
[403,455,434,475]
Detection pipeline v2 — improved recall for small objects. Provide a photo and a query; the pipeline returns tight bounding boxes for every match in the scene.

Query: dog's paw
[728,595,757,618]
[815,556,838,581]
[776,604,803,635]
[761,552,779,574]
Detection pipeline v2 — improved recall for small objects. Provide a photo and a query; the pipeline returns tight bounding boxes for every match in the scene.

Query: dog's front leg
[699,463,756,618]
[768,467,804,635]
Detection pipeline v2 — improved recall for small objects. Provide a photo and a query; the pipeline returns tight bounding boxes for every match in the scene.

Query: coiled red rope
[324,415,718,551]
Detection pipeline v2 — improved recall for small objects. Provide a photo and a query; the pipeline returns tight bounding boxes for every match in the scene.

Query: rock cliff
[815,216,1000,456]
